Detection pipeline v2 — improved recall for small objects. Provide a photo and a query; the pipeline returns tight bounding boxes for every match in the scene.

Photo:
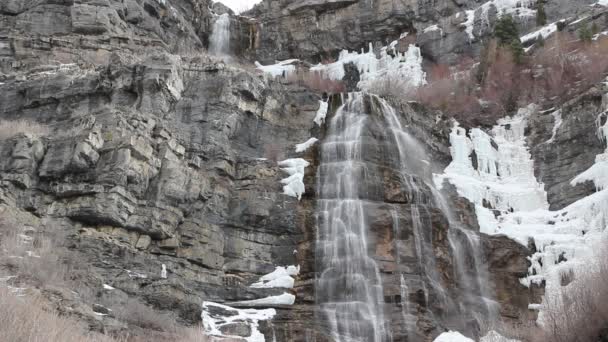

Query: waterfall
[209,14,231,56]
[316,93,389,342]
[316,92,498,341]
[379,96,499,333]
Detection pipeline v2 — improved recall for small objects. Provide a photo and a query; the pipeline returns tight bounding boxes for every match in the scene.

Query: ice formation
[278,158,310,200]
[295,138,318,153]
[435,100,608,325]
[161,264,167,279]
[433,331,474,342]
[250,265,300,289]
[310,43,427,91]
[202,301,276,342]
[314,101,329,126]
[256,42,427,93]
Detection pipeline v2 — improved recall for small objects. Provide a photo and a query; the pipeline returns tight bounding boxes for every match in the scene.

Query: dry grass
[113,298,178,332]
[0,287,116,342]
[0,119,49,140]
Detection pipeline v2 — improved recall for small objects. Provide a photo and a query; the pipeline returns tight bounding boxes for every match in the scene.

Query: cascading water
[316,92,499,342]
[379,96,498,335]
[316,93,390,342]
[209,13,231,56]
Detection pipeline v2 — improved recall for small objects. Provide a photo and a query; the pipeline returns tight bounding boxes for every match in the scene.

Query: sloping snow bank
[433,331,474,342]
[231,293,296,306]
[278,158,310,200]
[250,265,300,289]
[202,301,276,342]
[295,138,318,153]
[254,59,298,78]
[435,99,608,325]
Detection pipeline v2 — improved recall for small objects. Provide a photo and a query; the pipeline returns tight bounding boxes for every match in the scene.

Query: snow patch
[295,138,318,153]
[481,331,521,342]
[521,22,560,43]
[546,109,562,144]
[255,59,298,78]
[103,284,115,290]
[202,301,275,342]
[314,101,329,126]
[251,265,300,289]
[231,293,296,306]
[278,158,310,200]
[433,331,474,342]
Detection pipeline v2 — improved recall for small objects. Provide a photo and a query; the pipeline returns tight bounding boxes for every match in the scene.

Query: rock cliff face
[1,0,605,341]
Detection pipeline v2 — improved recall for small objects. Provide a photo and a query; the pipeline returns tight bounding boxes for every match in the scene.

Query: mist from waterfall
[316,93,389,342]
[209,13,231,56]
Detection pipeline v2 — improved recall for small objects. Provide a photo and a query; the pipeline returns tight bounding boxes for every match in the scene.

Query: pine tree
[494,15,525,63]
[536,1,547,27]
[579,25,593,42]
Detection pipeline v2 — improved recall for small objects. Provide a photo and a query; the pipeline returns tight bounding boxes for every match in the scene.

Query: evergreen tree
[579,25,593,42]
[591,22,600,35]
[536,1,547,27]
[494,15,525,63]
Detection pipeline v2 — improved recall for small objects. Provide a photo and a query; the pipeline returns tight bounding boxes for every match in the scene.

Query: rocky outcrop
[528,86,607,210]
[0,0,555,341]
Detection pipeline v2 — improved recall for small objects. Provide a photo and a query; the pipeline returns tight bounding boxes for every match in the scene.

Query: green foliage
[591,22,600,35]
[494,15,525,63]
[579,25,593,42]
[536,1,547,27]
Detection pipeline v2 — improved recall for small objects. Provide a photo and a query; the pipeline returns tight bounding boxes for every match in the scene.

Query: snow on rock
[161,264,167,279]
[310,43,427,91]
[202,301,276,342]
[461,10,476,40]
[232,293,296,306]
[279,158,310,200]
[435,100,608,326]
[433,331,474,342]
[480,0,536,19]
[295,138,318,153]
[314,101,329,126]
[103,284,115,290]
[251,265,300,289]
[546,109,562,144]
[594,0,608,6]
[521,22,560,43]
[481,331,521,342]
[255,59,298,78]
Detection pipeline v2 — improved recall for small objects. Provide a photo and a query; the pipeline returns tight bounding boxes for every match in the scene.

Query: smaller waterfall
[209,14,231,56]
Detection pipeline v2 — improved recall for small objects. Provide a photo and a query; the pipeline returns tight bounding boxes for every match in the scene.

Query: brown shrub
[0,287,116,342]
[0,119,49,140]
